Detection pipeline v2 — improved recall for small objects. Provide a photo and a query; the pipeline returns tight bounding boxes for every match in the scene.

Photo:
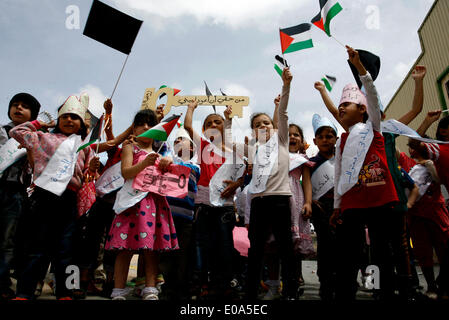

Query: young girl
[105,109,178,301]
[246,67,297,300]
[184,103,243,299]
[406,140,449,300]
[10,94,98,300]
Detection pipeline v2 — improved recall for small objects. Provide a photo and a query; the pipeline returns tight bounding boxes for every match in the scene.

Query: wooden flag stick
[110,54,130,99]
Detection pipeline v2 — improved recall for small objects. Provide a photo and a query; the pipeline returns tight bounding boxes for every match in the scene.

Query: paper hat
[360,85,384,112]
[58,93,89,124]
[8,93,41,120]
[175,127,194,145]
[312,114,338,135]
[348,49,381,89]
[339,83,368,108]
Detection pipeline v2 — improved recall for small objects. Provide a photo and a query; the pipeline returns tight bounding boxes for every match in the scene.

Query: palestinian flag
[279,23,314,54]
[204,80,216,113]
[274,55,288,78]
[311,0,343,37]
[321,75,337,92]
[159,85,181,99]
[77,114,104,152]
[137,114,181,141]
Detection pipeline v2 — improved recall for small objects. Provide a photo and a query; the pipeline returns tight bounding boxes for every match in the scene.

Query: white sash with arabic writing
[337,122,374,196]
[381,119,449,144]
[34,134,82,196]
[408,165,432,199]
[0,138,27,175]
[95,161,125,197]
[209,155,246,207]
[113,179,148,214]
[311,158,335,200]
[289,153,308,172]
[248,132,279,194]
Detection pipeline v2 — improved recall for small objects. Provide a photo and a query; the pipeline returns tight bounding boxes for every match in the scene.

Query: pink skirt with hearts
[105,192,179,251]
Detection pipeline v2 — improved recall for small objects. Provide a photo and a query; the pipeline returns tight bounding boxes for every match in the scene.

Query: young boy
[0,93,40,300]
[159,127,200,300]
[330,47,399,301]
[307,114,338,301]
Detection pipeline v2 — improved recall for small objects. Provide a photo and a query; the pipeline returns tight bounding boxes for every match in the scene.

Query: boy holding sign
[0,93,40,300]
[330,46,398,301]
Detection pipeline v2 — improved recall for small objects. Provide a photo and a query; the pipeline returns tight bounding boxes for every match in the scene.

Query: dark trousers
[159,216,194,299]
[335,205,396,301]
[74,196,116,274]
[0,183,27,291]
[311,197,337,299]
[16,187,78,299]
[247,195,297,299]
[193,204,235,293]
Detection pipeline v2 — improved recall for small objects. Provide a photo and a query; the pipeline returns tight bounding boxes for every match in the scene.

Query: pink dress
[105,146,179,251]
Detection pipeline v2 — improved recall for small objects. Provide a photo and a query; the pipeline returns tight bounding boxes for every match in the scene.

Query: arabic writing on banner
[0,138,27,174]
[132,163,190,198]
[140,86,249,118]
[95,161,124,197]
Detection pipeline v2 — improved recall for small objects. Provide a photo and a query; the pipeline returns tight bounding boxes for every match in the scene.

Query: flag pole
[110,54,130,99]
[95,113,107,155]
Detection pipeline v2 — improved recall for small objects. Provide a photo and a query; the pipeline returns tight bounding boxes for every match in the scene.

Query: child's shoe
[142,287,159,300]
[111,287,132,300]
[156,274,165,293]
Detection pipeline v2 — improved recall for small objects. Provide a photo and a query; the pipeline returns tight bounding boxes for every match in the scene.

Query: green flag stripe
[283,39,313,53]
[77,140,97,152]
[324,2,343,36]
[139,129,167,141]
[274,64,283,77]
[321,77,332,92]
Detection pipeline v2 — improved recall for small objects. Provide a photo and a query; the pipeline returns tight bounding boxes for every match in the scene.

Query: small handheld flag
[348,49,381,89]
[321,75,336,92]
[279,23,314,54]
[158,85,181,99]
[78,114,104,152]
[137,114,181,141]
[311,0,343,37]
[274,55,289,78]
[204,81,216,113]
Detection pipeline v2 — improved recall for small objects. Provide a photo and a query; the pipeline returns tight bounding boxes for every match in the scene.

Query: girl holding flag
[105,109,179,301]
[9,94,99,300]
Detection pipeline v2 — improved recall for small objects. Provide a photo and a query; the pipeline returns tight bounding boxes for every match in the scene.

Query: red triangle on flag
[173,88,181,96]
[279,31,294,54]
[161,116,181,137]
[312,18,325,32]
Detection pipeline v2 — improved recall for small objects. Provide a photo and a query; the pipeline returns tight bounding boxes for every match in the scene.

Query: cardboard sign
[132,163,190,198]
[140,87,249,118]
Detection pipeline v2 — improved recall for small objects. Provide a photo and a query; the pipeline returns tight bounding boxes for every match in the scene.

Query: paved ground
[9,255,433,301]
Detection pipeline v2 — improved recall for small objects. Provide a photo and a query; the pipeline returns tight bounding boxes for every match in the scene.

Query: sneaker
[425,290,438,300]
[111,287,132,300]
[262,286,281,300]
[142,287,159,300]
[112,295,127,301]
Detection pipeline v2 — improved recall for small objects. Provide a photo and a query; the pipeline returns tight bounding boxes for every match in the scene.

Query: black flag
[83,0,143,54]
[204,81,216,113]
[348,49,380,89]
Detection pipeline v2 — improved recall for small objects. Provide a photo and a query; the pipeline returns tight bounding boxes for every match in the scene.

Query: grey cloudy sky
[0,0,435,156]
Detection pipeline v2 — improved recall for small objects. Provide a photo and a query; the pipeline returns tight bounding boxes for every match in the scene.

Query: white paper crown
[175,127,195,145]
[312,114,338,135]
[58,93,89,124]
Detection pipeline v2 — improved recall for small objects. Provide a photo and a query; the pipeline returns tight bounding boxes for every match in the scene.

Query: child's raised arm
[278,67,292,145]
[347,46,381,131]
[314,81,348,131]
[273,94,280,129]
[416,110,442,137]
[397,66,426,125]
[184,101,202,149]
[120,144,159,180]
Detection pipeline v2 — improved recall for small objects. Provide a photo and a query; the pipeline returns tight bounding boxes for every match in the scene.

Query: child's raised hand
[103,99,113,114]
[187,101,198,111]
[38,119,56,130]
[412,65,427,81]
[282,67,292,85]
[144,153,160,167]
[224,105,233,120]
[89,156,101,173]
[314,81,325,92]
[156,104,165,123]
[274,94,281,107]
[158,156,173,172]
[425,110,442,124]
[346,46,360,65]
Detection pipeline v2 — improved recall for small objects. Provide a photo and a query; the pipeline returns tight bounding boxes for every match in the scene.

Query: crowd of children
[0,46,448,301]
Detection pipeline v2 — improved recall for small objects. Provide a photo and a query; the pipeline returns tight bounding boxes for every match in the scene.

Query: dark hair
[436,115,449,141]
[133,109,158,128]
[250,112,273,129]
[53,112,88,140]
[315,126,337,137]
[202,113,225,131]
[8,93,41,121]
[407,138,428,159]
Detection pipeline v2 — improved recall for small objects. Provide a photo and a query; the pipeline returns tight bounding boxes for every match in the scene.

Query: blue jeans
[0,182,27,291]
[193,204,235,293]
[15,187,78,299]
